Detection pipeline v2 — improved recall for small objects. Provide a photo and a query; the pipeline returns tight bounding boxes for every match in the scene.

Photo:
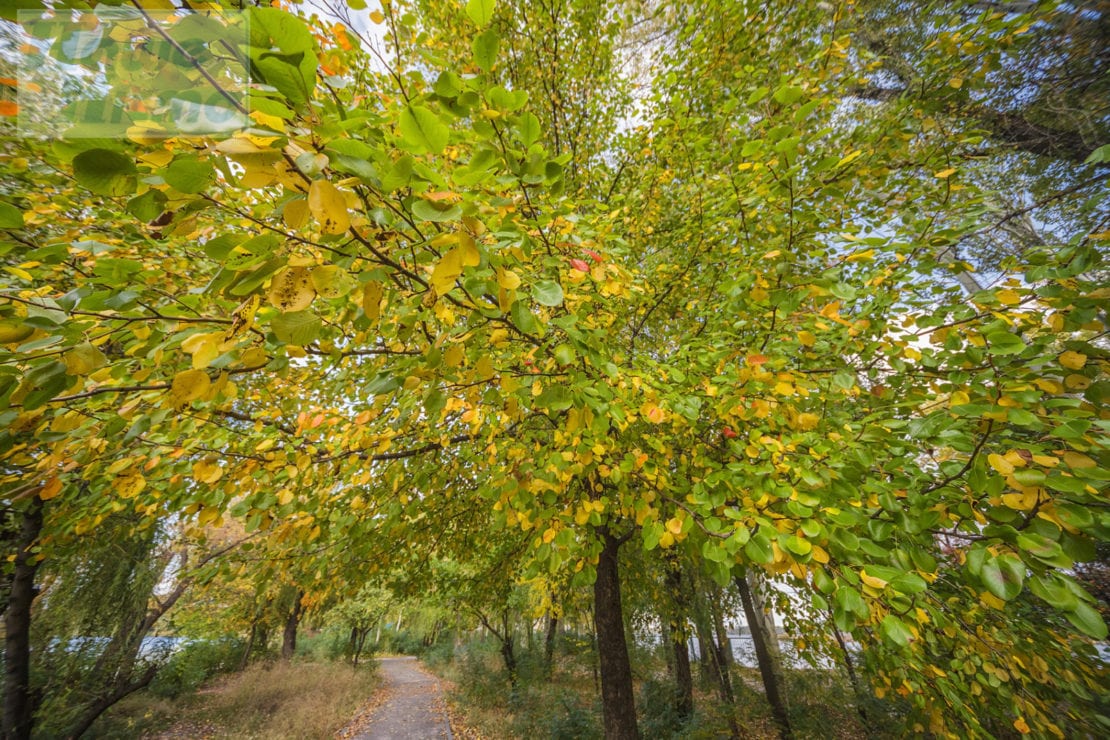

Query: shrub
[148,637,243,698]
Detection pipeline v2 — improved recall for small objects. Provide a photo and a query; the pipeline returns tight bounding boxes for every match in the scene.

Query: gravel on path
[347,657,452,740]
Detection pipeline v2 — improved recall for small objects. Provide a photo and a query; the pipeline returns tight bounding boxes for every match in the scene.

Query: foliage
[0,0,1106,737]
[147,637,245,699]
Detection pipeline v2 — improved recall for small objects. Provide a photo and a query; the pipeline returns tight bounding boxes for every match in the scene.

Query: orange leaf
[39,476,62,500]
[0,101,18,117]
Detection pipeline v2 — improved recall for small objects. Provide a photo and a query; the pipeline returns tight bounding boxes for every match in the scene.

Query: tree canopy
[1,0,1107,738]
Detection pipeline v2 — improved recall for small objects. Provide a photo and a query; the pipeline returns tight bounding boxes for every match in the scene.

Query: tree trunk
[67,665,157,739]
[3,498,44,740]
[736,573,793,739]
[543,612,559,677]
[281,590,305,661]
[593,528,639,740]
[664,562,694,720]
[708,586,736,704]
[830,614,868,724]
[240,620,258,671]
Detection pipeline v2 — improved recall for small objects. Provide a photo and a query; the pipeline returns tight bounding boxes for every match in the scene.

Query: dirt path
[349,657,451,740]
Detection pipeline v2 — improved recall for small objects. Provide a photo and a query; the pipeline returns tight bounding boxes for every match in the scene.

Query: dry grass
[95,660,380,740]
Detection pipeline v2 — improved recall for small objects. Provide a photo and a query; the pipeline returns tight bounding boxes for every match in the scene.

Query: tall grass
[91,660,379,739]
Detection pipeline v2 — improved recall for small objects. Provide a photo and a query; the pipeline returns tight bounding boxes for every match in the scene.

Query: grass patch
[91,659,380,739]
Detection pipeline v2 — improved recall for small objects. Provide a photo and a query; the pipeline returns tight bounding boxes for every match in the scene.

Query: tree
[1,1,1106,738]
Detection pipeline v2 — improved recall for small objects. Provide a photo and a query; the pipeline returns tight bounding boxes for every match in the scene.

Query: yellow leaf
[659,530,675,548]
[369,9,385,23]
[988,453,1014,475]
[1034,378,1062,394]
[458,234,480,266]
[860,570,888,589]
[1013,717,1030,734]
[1059,351,1086,370]
[283,198,309,229]
[1063,451,1096,469]
[115,472,146,499]
[797,330,816,346]
[949,390,970,407]
[63,342,108,375]
[268,266,316,311]
[497,267,521,290]
[308,179,350,235]
[666,517,683,535]
[796,412,819,430]
[362,281,383,323]
[641,402,666,424]
[192,459,223,484]
[934,167,956,179]
[182,331,223,370]
[774,381,794,396]
[431,248,463,295]
[170,369,211,408]
[996,289,1021,306]
[277,488,294,506]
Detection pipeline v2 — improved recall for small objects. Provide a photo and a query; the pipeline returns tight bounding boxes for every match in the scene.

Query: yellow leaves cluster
[431,233,480,295]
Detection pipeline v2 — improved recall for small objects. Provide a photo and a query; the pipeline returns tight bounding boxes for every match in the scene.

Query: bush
[148,637,243,698]
[637,677,690,739]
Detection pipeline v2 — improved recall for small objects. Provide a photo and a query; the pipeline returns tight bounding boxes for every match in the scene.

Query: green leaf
[365,372,400,395]
[466,0,497,28]
[0,202,24,229]
[553,343,576,365]
[532,280,564,306]
[783,535,812,556]
[510,300,539,335]
[516,112,541,147]
[473,29,500,72]
[772,85,805,105]
[980,554,1024,600]
[985,331,1025,355]
[880,615,914,647]
[73,149,138,196]
[1065,601,1108,639]
[411,200,462,222]
[164,157,215,194]
[744,533,773,564]
[889,573,928,595]
[1084,143,1110,164]
[1028,573,1078,610]
[271,310,321,346]
[399,106,449,155]
[126,190,167,222]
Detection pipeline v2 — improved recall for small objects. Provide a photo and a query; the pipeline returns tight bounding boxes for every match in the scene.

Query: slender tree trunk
[3,498,44,740]
[664,562,694,720]
[67,665,157,739]
[240,620,258,671]
[736,573,793,739]
[708,586,736,704]
[593,528,639,740]
[281,590,305,660]
[543,612,559,677]
[830,614,868,725]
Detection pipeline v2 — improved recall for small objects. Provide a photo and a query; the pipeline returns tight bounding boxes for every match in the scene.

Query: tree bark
[281,590,305,661]
[736,573,792,739]
[67,665,157,739]
[3,498,44,740]
[593,528,639,740]
[664,562,694,720]
[543,612,559,677]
